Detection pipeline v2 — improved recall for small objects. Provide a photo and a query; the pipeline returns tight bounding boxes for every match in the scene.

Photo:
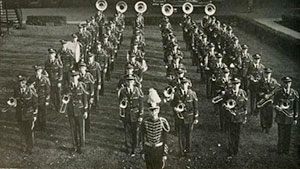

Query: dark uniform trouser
[69,115,84,150]
[37,97,47,130]
[259,103,273,130]
[217,104,226,131]
[277,124,292,153]
[62,71,71,90]
[144,145,164,169]
[228,122,241,155]
[124,121,139,153]
[178,121,193,153]
[50,84,61,110]
[85,96,93,133]
[100,71,105,95]
[249,87,258,116]
[21,120,34,151]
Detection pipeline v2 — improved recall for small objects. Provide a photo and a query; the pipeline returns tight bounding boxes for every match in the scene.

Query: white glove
[84,112,88,119]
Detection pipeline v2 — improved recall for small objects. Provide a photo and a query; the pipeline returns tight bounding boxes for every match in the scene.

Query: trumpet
[1,97,17,113]
[161,3,173,17]
[182,2,193,15]
[212,95,223,104]
[174,102,185,119]
[116,1,128,13]
[135,1,147,14]
[275,100,292,118]
[59,95,70,114]
[204,3,216,16]
[119,98,128,109]
[95,0,107,11]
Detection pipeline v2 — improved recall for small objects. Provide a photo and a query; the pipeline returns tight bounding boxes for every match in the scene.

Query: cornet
[95,0,108,11]
[135,1,147,14]
[161,3,173,17]
[116,1,128,13]
[1,97,17,113]
[119,98,128,109]
[59,95,70,114]
[204,3,216,16]
[182,2,193,15]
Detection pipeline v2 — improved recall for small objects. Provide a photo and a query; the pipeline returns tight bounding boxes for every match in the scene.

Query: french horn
[95,0,107,11]
[135,1,147,14]
[161,3,173,17]
[182,2,193,15]
[204,3,216,16]
[116,1,128,13]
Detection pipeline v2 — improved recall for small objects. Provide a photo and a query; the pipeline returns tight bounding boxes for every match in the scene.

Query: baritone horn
[174,102,185,119]
[204,3,216,16]
[182,2,193,15]
[59,95,70,114]
[95,0,108,11]
[161,3,174,17]
[119,98,128,109]
[135,1,147,14]
[1,97,17,113]
[275,100,292,118]
[116,1,128,13]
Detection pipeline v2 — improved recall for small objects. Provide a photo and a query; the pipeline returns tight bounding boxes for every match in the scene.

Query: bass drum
[65,41,81,63]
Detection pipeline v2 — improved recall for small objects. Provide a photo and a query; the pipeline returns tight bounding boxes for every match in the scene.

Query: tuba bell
[95,0,108,11]
[161,3,174,17]
[116,1,128,13]
[204,3,216,16]
[119,98,128,109]
[1,97,17,113]
[135,1,147,14]
[59,95,70,114]
[182,2,193,15]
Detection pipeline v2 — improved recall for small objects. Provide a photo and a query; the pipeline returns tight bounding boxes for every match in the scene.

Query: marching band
[1,0,299,168]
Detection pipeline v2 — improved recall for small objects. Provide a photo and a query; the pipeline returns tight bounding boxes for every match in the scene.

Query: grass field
[0,23,299,169]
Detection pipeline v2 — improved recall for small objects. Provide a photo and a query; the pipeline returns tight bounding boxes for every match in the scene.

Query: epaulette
[160,117,170,132]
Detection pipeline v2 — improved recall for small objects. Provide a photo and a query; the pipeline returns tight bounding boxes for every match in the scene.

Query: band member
[44,48,63,111]
[256,68,280,133]
[223,78,248,157]
[274,76,299,154]
[102,35,114,81]
[119,74,144,156]
[117,64,142,92]
[126,53,144,82]
[79,62,95,133]
[57,40,75,90]
[28,65,50,131]
[247,53,265,115]
[210,53,228,98]
[171,78,199,156]
[71,33,82,64]
[239,44,252,89]
[95,10,107,42]
[141,88,170,169]
[93,41,108,95]
[14,75,38,154]
[87,53,102,109]
[65,71,88,154]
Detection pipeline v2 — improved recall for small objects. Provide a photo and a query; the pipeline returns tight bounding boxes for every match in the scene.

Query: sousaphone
[135,1,147,14]
[116,1,128,13]
[182,2,193,15]
[95,0,108,11]
[161,3,173,17]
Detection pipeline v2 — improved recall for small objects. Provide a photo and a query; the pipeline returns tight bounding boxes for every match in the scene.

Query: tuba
[161,3,174,17]
[182,2,193,15]
[204,3,216,16]
[1,97,17,113]
[95,0,108,11]
[59,95,70,114]
[275,100,292,118]
[116,1,128,13]
[135,1,147,14]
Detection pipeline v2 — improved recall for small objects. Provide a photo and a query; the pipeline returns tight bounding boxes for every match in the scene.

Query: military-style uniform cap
[252,53,261,59]
[281,76,292,83]
[72,33,78,38]
[125,74,135,81]
[126,64,134,70]
[216,53,223,58]
[241,44,248,49]
[17,74,27,82]
[71,70,80,76]
[48,48,56,54]
[231,77,241,84]
[60,39,67,45]
[264,68,272,73]
[79,62,87,67]
[208,43,215,48]
[33,65,43,71]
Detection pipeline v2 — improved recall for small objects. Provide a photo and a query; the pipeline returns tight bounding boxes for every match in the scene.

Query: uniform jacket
[66,82,88,117]
[44,58,63,85]
[28,74,50,100]
[119,86,144,123]
[80,72,95,97]
[87,61,102,85]
[274,88,299,124]
[57,48,75,72]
